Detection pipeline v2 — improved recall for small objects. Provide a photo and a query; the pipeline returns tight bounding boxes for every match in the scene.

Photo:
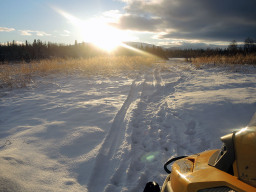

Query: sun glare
[81,19,126,52]
[52,7,134,52]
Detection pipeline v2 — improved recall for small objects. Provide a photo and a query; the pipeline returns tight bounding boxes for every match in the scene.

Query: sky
[1,0,256,48]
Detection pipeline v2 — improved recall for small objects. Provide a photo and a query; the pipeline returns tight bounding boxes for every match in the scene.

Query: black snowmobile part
[164,156,187,174]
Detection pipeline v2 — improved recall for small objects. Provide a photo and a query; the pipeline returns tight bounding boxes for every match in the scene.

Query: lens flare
[141,152,160,163]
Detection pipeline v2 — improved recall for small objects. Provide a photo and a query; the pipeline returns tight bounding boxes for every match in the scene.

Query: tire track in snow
[87,75,145,192]
[126,62,197,191]
[88,61,198,192]
[92,70,159,192]
[124,68,173,191]
[126,73,156,191]
[153,68,164,87]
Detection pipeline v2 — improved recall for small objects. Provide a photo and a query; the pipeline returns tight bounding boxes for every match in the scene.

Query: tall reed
[0,56,159,88]
[192,54,256,66]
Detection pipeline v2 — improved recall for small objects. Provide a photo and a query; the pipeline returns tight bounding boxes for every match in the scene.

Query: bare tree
[244,37,255,53]
[228,40,238,53]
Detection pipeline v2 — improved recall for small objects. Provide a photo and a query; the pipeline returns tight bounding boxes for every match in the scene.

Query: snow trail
[125,63,191,191]
[88,61,196,192]
[87,75,146,192]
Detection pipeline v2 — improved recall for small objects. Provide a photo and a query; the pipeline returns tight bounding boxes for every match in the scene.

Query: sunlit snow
[0,59,255,192]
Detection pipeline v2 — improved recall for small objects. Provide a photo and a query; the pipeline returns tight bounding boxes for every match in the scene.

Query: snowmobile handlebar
[164,156,187,174]
[143,156,187,192]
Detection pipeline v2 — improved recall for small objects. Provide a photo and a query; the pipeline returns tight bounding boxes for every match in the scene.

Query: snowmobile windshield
[248,113,256,128]
[234,112,256,187]
[208,112,256,175]
[236,112,256,137]
[208,132,235,174]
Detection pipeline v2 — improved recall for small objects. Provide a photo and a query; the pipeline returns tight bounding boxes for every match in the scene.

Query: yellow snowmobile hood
[161,150,255,192]
[161,113,256,192]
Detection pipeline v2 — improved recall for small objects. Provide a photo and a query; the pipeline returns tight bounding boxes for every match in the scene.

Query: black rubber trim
[164,156,187,174]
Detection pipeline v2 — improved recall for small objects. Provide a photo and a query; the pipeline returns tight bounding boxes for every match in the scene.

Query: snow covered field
[0,59,255,192]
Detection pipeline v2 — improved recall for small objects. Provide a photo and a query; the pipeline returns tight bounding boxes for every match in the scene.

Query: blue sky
[0,0,127,44]
[1,0,256,48]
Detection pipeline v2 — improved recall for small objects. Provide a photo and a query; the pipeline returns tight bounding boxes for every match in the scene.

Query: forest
[0,37,256,64]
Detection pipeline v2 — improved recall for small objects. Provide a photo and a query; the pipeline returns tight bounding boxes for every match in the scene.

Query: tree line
[0,37,255,64]
[166,37,256,59]
[0,40,167,63]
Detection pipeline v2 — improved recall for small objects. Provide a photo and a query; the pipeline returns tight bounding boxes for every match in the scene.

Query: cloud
[102,10,122,21]
[60,30,71,36]
[19,30,33,36]
[117,0,256,42]
[19,30,51,36]
[159,40,228,49]
[113,14,161,32]
[0,27,15,32]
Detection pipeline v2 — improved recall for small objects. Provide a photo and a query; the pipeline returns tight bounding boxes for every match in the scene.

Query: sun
[81,18,128,52]
[52,7,134,52]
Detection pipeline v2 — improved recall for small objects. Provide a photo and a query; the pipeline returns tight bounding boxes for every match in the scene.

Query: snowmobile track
[87,75,146,192]
[88,63,194,192]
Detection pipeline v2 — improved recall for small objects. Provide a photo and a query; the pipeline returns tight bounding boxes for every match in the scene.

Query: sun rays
[80,18,126,52]
[52,7,134,52]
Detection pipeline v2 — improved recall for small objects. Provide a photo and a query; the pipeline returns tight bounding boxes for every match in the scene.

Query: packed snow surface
[0,59,255,192]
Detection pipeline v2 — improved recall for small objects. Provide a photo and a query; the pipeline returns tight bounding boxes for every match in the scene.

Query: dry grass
[192,54,256,68]
[0,56,160,88]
